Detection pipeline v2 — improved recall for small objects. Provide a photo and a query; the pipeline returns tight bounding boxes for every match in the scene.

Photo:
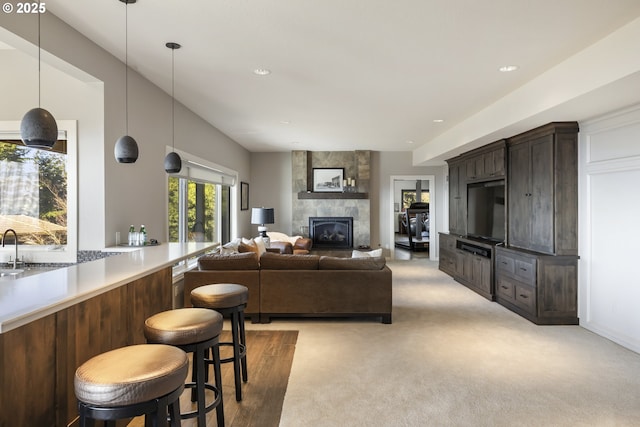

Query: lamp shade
[251,207,275,225]
[20,107,58,149]
[164,151,182,173]
[114,135,139,163]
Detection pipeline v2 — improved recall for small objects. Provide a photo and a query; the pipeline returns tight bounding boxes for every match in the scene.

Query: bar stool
[191,283,248,402]
[74,344,188,427]
[144,308,225,427]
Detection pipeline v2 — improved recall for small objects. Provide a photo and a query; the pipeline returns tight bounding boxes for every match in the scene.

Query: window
[401,189,430,210]
[168,178,217,242]
[167,149,236,245]
[0,121,77,263]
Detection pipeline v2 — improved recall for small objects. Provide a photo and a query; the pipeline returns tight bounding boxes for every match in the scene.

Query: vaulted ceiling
[32,1,640,163]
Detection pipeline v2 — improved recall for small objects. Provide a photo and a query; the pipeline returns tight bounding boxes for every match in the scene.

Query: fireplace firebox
[309,217,353,249]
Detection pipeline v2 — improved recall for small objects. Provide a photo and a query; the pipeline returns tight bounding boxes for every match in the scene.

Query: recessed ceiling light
[433,119,444,123]
[499,65,519,72]
[253,68,271,76]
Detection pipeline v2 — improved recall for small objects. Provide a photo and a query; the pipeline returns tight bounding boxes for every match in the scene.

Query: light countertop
[0,242,217,334]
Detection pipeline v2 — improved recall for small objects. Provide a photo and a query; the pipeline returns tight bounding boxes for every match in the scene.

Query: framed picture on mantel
[313,168,344,192]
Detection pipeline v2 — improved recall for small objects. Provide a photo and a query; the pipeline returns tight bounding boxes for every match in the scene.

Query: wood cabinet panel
[438,233,494,300]
[127,268,173,345]
[507,122,578,255]
[447,160,466,236]
[0,314,56,427]
[495,247,578,324]
[0,267,173,427]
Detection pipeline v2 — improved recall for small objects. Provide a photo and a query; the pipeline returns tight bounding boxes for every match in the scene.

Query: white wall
[0,11,253,248]
[579,104,640,353]
[249,152,292,236]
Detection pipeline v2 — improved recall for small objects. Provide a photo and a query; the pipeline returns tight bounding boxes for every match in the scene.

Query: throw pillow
[220,237,241,254]
[352,248,383,258]
[238,239,259,256]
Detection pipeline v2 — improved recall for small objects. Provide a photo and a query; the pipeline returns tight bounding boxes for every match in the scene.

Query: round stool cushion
[74,344,188,407]
[144,308,223,345]
[191,283,249,310]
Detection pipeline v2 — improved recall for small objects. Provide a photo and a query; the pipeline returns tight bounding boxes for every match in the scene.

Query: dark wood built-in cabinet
[495,247,578,324]
[439,233,493,300]
[440,122,579,325]
[507,123,578,255]
[447,159,466,236]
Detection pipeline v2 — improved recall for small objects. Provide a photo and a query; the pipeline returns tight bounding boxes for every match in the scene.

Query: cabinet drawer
[496,277,515,301]
[514,284,535,314]
[514,259,535,283]
[496,255,515,274]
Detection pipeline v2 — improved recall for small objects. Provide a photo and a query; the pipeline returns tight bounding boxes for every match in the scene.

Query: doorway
[389,175,435,260]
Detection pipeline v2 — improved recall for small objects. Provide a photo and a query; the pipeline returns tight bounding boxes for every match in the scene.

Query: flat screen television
[467,180,505,242]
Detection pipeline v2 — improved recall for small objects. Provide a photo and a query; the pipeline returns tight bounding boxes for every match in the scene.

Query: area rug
[129,329,298,427]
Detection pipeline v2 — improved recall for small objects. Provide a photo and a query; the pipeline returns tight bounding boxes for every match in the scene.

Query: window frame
[0,120,78,263]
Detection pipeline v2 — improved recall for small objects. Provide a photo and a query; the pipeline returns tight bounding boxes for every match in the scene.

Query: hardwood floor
[129,329,298,427]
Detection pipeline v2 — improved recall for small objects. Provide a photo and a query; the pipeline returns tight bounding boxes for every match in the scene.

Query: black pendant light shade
[164,151,182,173]
[115,0,139,163]
[114,135,139,163]
[20,107,58,149]
[164,42,182,174]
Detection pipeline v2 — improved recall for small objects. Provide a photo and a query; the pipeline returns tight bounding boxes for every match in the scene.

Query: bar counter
[0,242,216,333]
[0,242,218,425]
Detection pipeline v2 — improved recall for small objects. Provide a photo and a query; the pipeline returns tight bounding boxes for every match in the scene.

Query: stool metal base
[179,336,224,427]
[78,385,183,427]
[210,305,247,402]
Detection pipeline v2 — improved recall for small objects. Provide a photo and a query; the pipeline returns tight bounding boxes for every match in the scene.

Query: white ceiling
[35,0,640,158]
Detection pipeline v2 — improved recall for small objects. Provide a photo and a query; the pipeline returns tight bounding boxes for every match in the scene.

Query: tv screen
[467,181,505,242]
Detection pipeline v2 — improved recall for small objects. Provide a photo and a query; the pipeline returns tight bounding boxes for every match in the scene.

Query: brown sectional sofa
[183,251,392,324]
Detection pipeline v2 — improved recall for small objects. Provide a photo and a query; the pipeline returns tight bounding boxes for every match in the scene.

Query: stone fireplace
[309,217,353,249]
[292,150,371,248]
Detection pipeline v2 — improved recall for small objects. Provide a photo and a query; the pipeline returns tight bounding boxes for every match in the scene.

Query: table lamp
[251,207,275,247]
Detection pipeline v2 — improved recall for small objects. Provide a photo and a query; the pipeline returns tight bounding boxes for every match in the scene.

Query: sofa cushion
[259,252,320,270]
[319,256,386,270]
[198,252,259,270]
[352,248,383,258]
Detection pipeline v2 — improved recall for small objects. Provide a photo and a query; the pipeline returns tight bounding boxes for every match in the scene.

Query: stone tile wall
[291,151,371,247]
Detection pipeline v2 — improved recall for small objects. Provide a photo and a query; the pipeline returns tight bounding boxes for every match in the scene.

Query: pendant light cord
[171,47,175,150]
[38,9,41,107]
[124,3,129,134]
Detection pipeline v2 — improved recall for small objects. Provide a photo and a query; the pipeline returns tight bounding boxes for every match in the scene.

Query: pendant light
[20,8,58,149]
[164,42,182,173]
[114,0,139,163]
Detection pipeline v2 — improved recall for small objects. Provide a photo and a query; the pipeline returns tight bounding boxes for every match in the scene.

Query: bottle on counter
[139,225,147,245]
[128,225,135,246]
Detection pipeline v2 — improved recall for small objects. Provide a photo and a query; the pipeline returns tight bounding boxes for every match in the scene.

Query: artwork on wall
[313,168,344,192]
[240,181,249,210]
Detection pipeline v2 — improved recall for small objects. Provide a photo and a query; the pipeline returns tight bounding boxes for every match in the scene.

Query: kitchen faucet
[2,228,19,269]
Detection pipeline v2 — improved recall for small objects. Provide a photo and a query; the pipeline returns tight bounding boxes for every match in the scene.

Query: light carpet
[249,259,640,426]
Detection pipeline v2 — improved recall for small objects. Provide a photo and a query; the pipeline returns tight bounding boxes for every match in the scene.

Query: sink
[0,266,60,279]
[0,268,25,276]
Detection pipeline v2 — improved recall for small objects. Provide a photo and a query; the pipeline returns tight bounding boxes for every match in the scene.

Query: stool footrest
[180,382,222,420]
[217,342,246,365]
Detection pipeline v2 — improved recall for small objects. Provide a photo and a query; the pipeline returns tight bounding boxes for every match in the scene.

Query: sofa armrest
[293,237,312,251]
[269,241,293,254]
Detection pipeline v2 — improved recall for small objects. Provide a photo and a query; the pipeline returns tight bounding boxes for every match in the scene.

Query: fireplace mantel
[297,191,368,200]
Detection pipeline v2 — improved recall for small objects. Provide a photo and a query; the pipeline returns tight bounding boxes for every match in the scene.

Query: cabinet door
[448,162,465,235]
[472,255,491,295]
[529,135,554,254]
[489,146,505,177]
[508,142,531,248]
